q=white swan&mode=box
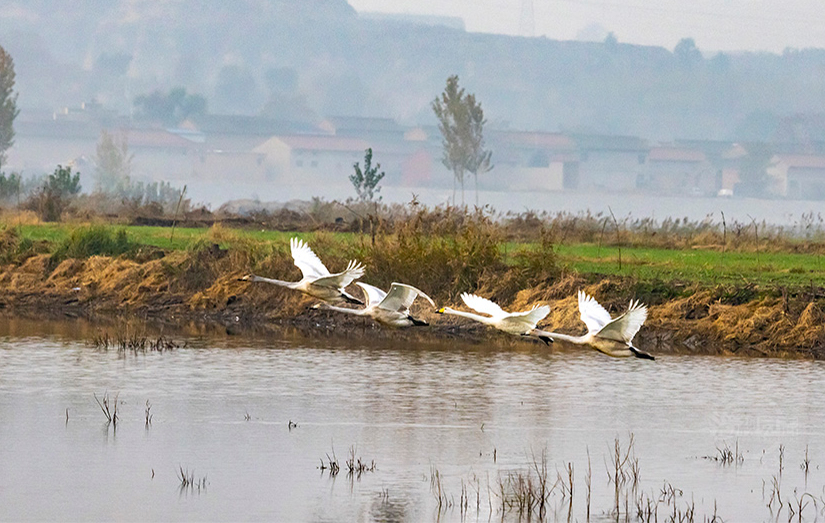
[436,293,551,341]
[314,282,435,327]
[241,237,365,305]
[531,290,654,360]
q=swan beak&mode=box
[435,307,446,314]
[238,275,250,282]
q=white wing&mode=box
[508,304,551,327]
[461,293,506,319]
[379,283,435,312]
[290,237,330,279]
[355,282,387,308]
[311,259,364,290]
[578,290,612,333]
[597,300,648,343]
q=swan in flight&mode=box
[532,290,654,360]
[436,293,551,342]
[314,282,435,327]
[241,237,365,305]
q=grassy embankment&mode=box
[2,206,825,358]
[14,222,825,288]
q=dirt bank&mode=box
[1,247,824,359]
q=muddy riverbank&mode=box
[1,247,824,359]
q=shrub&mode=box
[24,165,82,222]
[51,225,136,264]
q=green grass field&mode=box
[8,222,825,288]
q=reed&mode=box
[177,466,207,493]
[345,445,376,478]
[703,440,743,465]
[430,466,449,510]
[495,449,553,519]
[93,391,118,427]
[319,446,340,477]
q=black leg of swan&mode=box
[630,346,655,360]
[520,333,553,345]
[408,315,429,327]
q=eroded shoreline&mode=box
[2,250,823,359]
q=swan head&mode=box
[436,307,446,314]
[312,302,332,310]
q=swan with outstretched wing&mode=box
[241,237,365,305]
[531,290,654,360]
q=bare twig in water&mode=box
[178,465,207,493]
[345,445,375,479]
[319,444,340,477]
[800,445,811,482]
[703,440,743,465]
[94,391,118,427]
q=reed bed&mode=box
[92,331,181,353]
[421,437,825,522]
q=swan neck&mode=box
[443,308,493,325]
[319,304,366,316]
[252,276,297,288]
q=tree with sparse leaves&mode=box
[0,46,19,171]
[94,130,133,194]
[350,148,385,202]
[432,75,492,206]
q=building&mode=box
[767,154,825,199]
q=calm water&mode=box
[1,318,824,522]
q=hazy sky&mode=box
[348,0,825,54]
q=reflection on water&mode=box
[1,317,825,521]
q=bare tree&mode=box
[0,46,19,171]
[432,75,492,206]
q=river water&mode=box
[1,318,824,522]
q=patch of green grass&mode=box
[51,225,138,263]
[553,243,825,287]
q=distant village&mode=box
[8,102,825,204]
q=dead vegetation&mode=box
[1,202,825,358]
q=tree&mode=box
[0,46,19,171]
[736,143,773,197]
[94,130,133,194]
[674,37,702,67]
[350,148,385,203]
[133,87,206,126]
[432,75,492,206]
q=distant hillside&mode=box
[3,0,825,141]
